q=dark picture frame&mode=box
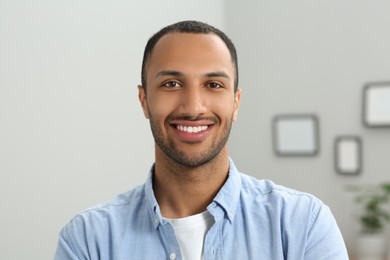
[334,136,362,175]
[273,114,319,156]
[363,81,390,127]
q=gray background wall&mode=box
[1,0,389,259]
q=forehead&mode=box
[146,33,234,77]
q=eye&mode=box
[207,82,223,89]
[162,81,182,88]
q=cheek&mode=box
[147,95,177,120]
[212,101,226,115]
[212,97,236,119]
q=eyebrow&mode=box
[205,71,230,80]
[155,70,231,80]
[155,70,184,78]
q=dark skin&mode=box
[138,33,241,218]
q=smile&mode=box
[176,125,209,133]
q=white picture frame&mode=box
[273,114,319,156]
[363,82,390,127]
[335,136,362,175]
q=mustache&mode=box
[166,115,219,123]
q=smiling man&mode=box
[54,21,349,260]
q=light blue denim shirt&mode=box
[54,159,349,259]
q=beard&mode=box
[148,113,233,168]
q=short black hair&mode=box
[141,20,239,92]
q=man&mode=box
[55,20,349,259]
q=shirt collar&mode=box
[144,165,165,229]
[144,158,242,228]
[210,158,241,223]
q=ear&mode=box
[138,85,149,119]
[232,88,241,122]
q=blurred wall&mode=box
[0,1,225,259]
[226,0,390,253]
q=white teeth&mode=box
[177,125,208,133]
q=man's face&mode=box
[139,33,240,168]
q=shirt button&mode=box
[170,253,176,259]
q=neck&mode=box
[153,147,230,219]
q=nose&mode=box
[178,86,207,117]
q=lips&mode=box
[169,119,215,142]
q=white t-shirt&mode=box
[166,211,214,260]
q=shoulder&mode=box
[64,184,146,233]
[239,173,326,218]
[84,183,144,214]
[240,173,319,200]
[235,173,348,258]
[237,173,339,241]
[55,184,148,259]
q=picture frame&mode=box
[273,114,319,156]
[335,136,362,175]
[363,81,390,127]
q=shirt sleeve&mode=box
[304,204,349,259]
[54,226,82,260]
